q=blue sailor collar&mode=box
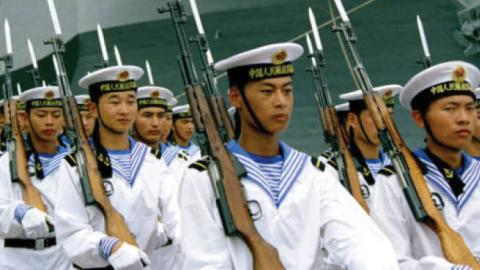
[108,137,148,186]
[180,141,200,156]
[160,143,182,166]
[414,148,480,211]
[28,145,70,178]
[226,140,308,207]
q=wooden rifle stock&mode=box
[308,49,368,211]
[65,97,137,246]
[214,95,235,140]
[5,100,47,212]
[187,84,285,270]
[328,107,369,213]
[369,94,479,268]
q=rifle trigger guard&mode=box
[246,200,262,221]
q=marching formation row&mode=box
[0,0,479,269]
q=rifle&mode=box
[95,24,109,69]
[1,19,47,212]
[159,1,285,269]
[306,8,369,213]
[27,38,42,86]
[329,0,480,268]
[45,0,137,246]
[187,0,235,141]
[416,15,432,69]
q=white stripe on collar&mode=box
[226,141,308,207]
[418,155,480,212]
[110,141,149,186]
[28,147,70,178]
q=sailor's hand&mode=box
[108,242,150,270]
[21,207,52,238]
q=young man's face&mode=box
[348,109,380,146]
[232,76,293,135]
[80,110,96,137]
[173,117,194,143]
[135,107,166,145]
[414,95,476,150]
[27,107,64,143]
[96,91,137,134]
[161,112,173,142]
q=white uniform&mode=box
[54,140,180,269]
[180,140,399,270]
[150,144,190,270]
[0,150,72,270]
[180,142,201,162]
[317,149,390,208]
[371,149,480,270]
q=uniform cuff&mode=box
[99,237,119,260]
[14,204,32,223]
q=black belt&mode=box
[4,237,56,250]
[73,265,113,270]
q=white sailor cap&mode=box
[167,97,178,112]
[172,104,191,119]
[20,86,62,109]
[214,42,304,86]
[0,97,24,112]
[339,84,402,112]
[75,95,91,112]
[474,87,480,99]
[474,87,480,108]
[335,102,350,122]
[78,65,144,101]
[400,61,480,111]
[11,96,26,111]
[137,86,173,109]
[335,102,350,112]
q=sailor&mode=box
[0,86,72,269]
[179,42,398,269]
[160,96,177,145]
[54,65,180,270]
[133,85,187,269]
[75,95,96,138]
[464,87,480,160]
[317,102,349,165]
[371,61,480,269]
[339,85,401,177]
[170,104,201,161]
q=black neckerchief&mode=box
[349,127,376,185]
[0,129,6,152]
[92,121,112,178]
[424,148,465,198]
[26,134,45,180]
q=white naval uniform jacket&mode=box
[0,151,73,270]
[184,142,202,162]
[180,140,399,270]
[54,142,180,269]
[151,144,191,270]
[371,149,480,270]
[317,149,388,208]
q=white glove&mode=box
[21,208,52,239]
[108,243,150,270]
